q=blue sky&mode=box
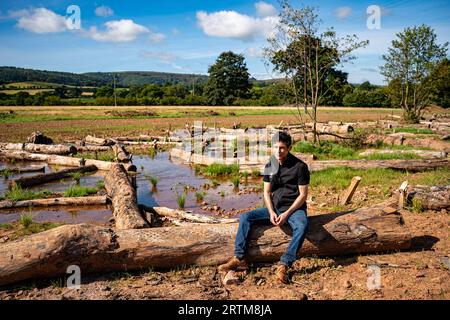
[0,0,449,84]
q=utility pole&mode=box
[113,73,117,107]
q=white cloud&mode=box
[140,51,190,71]
[246,47,264,58]
[95,6,114,17]
[88,19,149,42]
[149,32,166,43]
[335,6,352,19]
[255,1,277,18]
[196,10,278,41]
[11,8,67,33]
[141,51,176,62]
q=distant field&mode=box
[2,81,95,89]
[0,89,55,95]
[0,105,406,143]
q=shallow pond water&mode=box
[0,152,263,225]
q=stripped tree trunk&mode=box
[0,150,83,167]
[85,135,114,146]
[9,165,97,189]
[406,185,450,210]
[0,196,107,209]
[0,203,411,286]
[104,163,148,230]
[240,158,450,174]
[0,151,136,172]
[112,144,131,162]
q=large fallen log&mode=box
[0,203,411,286]
[112,144,131,162]
[84,159,136,172]
[367,133,450,152]
[359,149,448,158]
[9,165,98,189]
[0,196,107,209]
[240,158,450,174]
[85,135,114,146]
[0,150,83,167]
[104,163,148,230]
[0,150,136,172]
[406,185,450,211]
[141,205,239,224]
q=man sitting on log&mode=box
[218,131,310,284]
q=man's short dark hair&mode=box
[272,131,292,148]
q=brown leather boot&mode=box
[217,256,247,273]
[275,264,289,284]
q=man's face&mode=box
[273,141,291,162]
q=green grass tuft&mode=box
[201,163,240,177]
[64,185,97,197]
[3,185,54,202]
[176,192,187,209]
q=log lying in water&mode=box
[0,196,107,209]
[84,159,136,172]
[0,150,136,172]
[9,165,98,189]
[104,163,148,230]
[112,144,131,162]
[0,203,411,286]
[85,135,114,146]
[0,150,83,167]
[0,143,77,156]
[406,185,450,211]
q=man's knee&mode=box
[239,212,250,223]
[290,211,308,232]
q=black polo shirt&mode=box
[263,153,310,212]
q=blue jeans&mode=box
[234,207,309,267]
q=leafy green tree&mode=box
[163,84,189,98]
[95,85,114,98]
[264,0,368,143]
[140,84,164,99]
[204,51,251,105]
[380,24,448,122]
[429,58,450,108]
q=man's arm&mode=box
[275,185,308,226]
[263,181,278,226]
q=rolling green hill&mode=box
[0,66,209,87]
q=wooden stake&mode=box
[398,181,409,210]
[340,176,362,205]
